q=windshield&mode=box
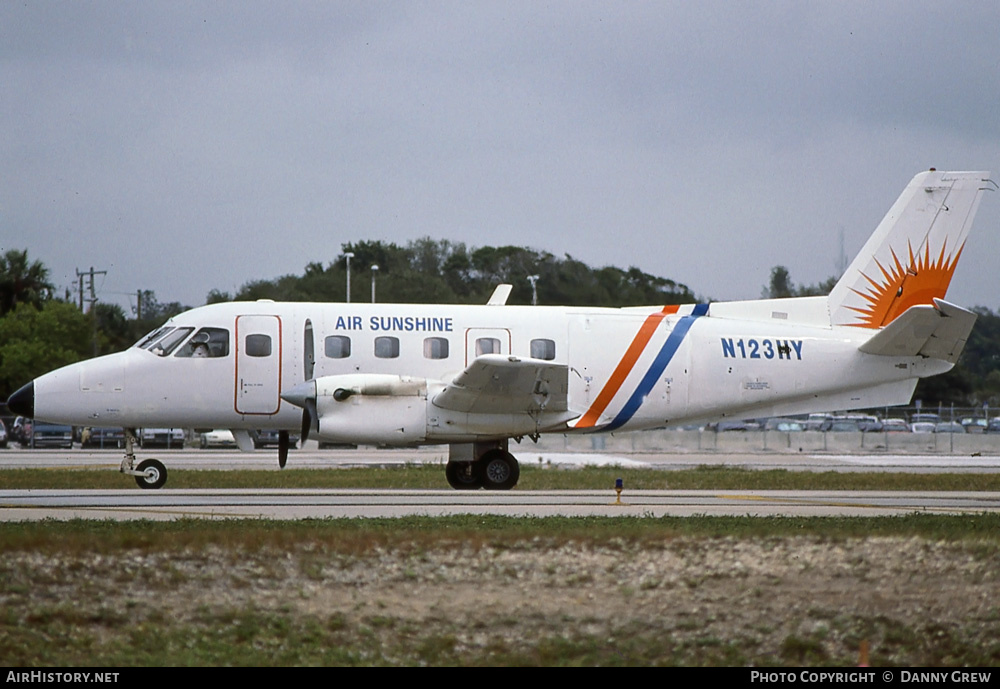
[135,326,173,349]
[147,327,193,356]
[174,327,230,358]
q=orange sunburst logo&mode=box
[846,239,964,328]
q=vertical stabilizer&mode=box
[828,170,991,328]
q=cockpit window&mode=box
[149,327,193,357]
[175,327,230,358]
[136,326,174,350]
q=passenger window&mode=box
[375,336,399,359]
[245,334,272,357]
[423,337,449,360]
[150,327,193,356]
[325,335,351,359]
[175,327,230,358]
[476,338,500,356]
[530,338,556,360]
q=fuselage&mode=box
[16,298,943,444]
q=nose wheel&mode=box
[134,459,167,490]
[120,429,169,489]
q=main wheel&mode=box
[445,460,482,490]
[135,458,167,490]
[479,450,520,490]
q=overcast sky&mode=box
[2,1,998,315]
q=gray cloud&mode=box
[2,1,998,313]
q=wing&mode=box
[432,354,572,416]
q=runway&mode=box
[2,488,999,521]
[3,447,999,520]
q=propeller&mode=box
[278,431,289,468]
[280,380,318,467]
[281,380,319,449]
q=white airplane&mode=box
[6,170,994,490]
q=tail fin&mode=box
[828,170,992,328]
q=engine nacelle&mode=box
[312,374,428,445]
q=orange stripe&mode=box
[576,305,679,428]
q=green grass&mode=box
[5,463,1000,490]
[3,513,1000,554]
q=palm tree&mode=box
[0,249,53,315]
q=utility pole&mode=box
[371,264,379,303]
[134,289,150,319]
[75,267,106,313]
[76,266,106,357]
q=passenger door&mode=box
[235,315,282,415]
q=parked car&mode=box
[911,412,941,425]
[987,418,1000,434]
[20,422,74,449]
[821,414,881,432]
[200,429,237,449]
[910,422,937,434]
[0,419,7,448]
[934,421,966,434]
[960,417,987,433]
[253,430,299,449]
[804,413,834,431]
[852,415,883,432]
[764,418,804,432]
[140,428,185,448]
[821,419,862,432]
[80,427,125,449]
[11,416,31,444]
[881,418,910,433]
[707,420,759,432]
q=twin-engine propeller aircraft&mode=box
[7,170,994,489]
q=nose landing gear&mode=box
[120,429,169,489]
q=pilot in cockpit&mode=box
[189,332,211,358]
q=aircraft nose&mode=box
[7,381,34,417]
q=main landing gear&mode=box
[120,429,168,489]
[445,440,520,491]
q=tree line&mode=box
[2,246,999,409]
[209,238,697,308]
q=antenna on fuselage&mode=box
[487,284,512,306]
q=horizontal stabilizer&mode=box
[858,298,977,364]
[433,354,569,415]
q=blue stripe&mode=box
[603,304,708,431]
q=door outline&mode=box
[464,328,511,367]
[234,315,282,415]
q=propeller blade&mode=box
[278,431,289,468]
[300,398,318,443]
[300,409,310,443]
